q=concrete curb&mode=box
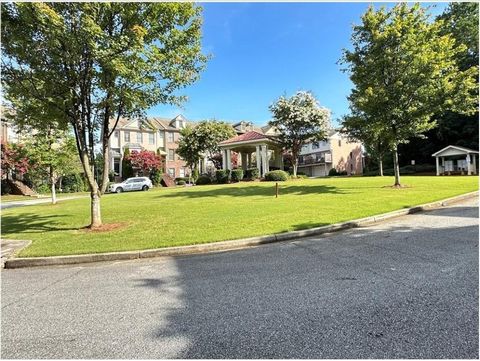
[4,191,478,269]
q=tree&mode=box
[126,150,162,177]
[121,148,134,179]
[2,3,207,227]
[438,2,478,71]
[340,3,478,186]
[396,3,479,168]
[0,142,30,180]
[176,120,236,182]
[341,113,390,176]
[24,128,79,204]
[176,125,203,183]
[268,91,330,177]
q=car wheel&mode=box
[116,187,123,193]
[142,185,149,191]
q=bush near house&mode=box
[231,169,244,182]
[196,175,212,185]
[177,180,186,186]
[265,170,289,181]
[245,168,259,180]
[216,169,230,184]
[62,173,86,193]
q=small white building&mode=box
[432,145,478,176]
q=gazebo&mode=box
[218,131,283,177]
[432,145,478,175]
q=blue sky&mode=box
[148,2,448,126]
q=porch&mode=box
[432,145,478,176]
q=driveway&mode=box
[1,197,478,359]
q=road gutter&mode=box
[3,190,478,269]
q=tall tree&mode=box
[1,3,207,227]
[176,125,203,183]
[341,113,390,176]
[176,120,236,181]
[268,91,330,177]
[340,3,478,186]
[24,128,79,204]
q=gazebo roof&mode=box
[432,145,479,157]
[219,131,276,146]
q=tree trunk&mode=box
[393,146,401,186]
[292,161,298,177]
[378,158,384,176]
[50,166,57,205]
[90,191,102,228]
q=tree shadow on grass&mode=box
[1,213,82,235]
[158,184,344,199]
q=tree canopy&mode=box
[340,3,478,186]
[1,3,208,226]
[268,91,330,177]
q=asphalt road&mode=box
[1,197,478,359]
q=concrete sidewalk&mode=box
[1,195,88,210]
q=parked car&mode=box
[108,177,152,193]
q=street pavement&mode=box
[1,197,478,359]
[1,195,88,210]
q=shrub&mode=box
[338,171,348,176]
[36,183,50,194]
[231,169,244,182]
[196,175,212,185]
[293,174,308,179]
[328,168,338,176]
[1,180,12,195]
[215,169,230,184]
[245,168,259,180]
[264,170,289,181]
[62,173,85,193]
[177,180,186,186]
[150,169,162,186]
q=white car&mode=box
[109,177,152,193]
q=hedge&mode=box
[245,168,259,180]
[264,170,289,181]
[196,175,212,185]
[215,169,230,184]
[231,169,244,182]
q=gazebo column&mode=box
[435,157,440,176]
[247,153,252,168]
[473,154,477,175]
[262,145,269,175]
[241,152,248,170]
[466,153,471,175]
[226,149,232,170]
[222,149,227,170]
[256,145,261,173]
[441,157,445,174]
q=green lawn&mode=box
[2,176,478,257]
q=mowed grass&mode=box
[2,176,478,257]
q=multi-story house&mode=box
[109,114,194,179]
[297,130,363,177]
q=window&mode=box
[113,159,120,174]
[124,131,130,142]
[168,149,175,161]
[350,151,353,159]
[148,133,155,145]
[338,139,342,147]
[136,132,143,143]
[114,131,119,138]
[167,132,174,142]
[312,142,319,150]
[168,168,175,177]
[179,168,185,178]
